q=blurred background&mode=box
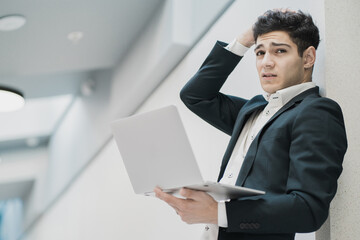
[0,0,358,240]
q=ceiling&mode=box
[0,0,164,151]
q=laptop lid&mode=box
[111,105,204,195]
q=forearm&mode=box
[180,41,247,135]
[180,41,242,105]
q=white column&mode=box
[318,0,360,239]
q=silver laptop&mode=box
[111,105,265,201]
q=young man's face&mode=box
[254,31,308,94]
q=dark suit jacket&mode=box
[180,41,347,240]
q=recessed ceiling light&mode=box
[67,31,84,44]
[0,15,26,31]
[0,86,25,112]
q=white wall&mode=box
[321,0,360,239]
[22,1,326,239]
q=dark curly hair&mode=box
[253,10,320,57]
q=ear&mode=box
[303,46,316,69]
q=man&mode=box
[154,9,347,240]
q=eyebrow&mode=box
[254,42,292,52]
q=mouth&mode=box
[262,73,277,79]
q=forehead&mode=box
[256,31,295,46]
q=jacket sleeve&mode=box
[223,98,347,234]
[180,41,248,136]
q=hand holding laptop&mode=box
[154,186,218,225]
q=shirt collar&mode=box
[262,82,316,108]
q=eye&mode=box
[276,49,287,54]
[255,50,265,56]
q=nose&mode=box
[262,52,275,68]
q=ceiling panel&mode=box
[0,0,164,150]
[0,0,164,76]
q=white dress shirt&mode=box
[200,39,316,239]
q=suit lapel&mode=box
[235,87,320,186]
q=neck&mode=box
[303,69,313,83]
